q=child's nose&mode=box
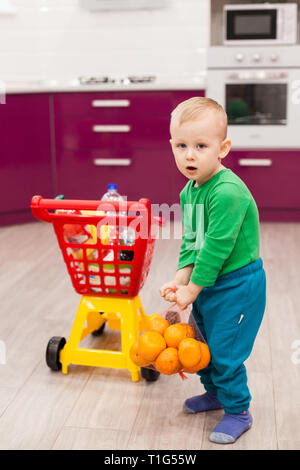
[186,148,195,160]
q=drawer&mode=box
[54,115,171,150]
[53,91,174,117]
[56,147,175,205]
[53,90,205,118]
[227,150,300,209]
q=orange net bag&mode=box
[130,303,211,380]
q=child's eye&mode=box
[197,144,206,149]
[177,143,186,149]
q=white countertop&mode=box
[4,75,207,94]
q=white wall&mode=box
[0,0,209,81]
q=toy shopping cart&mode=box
[31,195,163,382]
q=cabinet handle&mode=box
[91,99,130,108]
[93,158,131,166]
[92,125,131,133]
[238,158,272,167]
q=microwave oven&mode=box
[224,3,297,46]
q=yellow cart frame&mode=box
[59,294,154,381]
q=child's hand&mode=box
[174,285,199,310]
[159,281,178,302]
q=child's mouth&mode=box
[186,166,197,174]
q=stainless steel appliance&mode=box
[224,3,297,46]
[206,46,300,148]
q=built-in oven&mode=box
[207,46,300,149]
[224,3,297,46]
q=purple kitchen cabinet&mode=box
[53,91,174,117]
[53,90,204,118]
[227,150,300,210]
[53,90,205,207]
[53,90,205,152]
[55,147,175,206]
[54,115,171,151]
[0,94,53,221]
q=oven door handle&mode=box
[238,158,272,167]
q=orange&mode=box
[129,339,151,367]
[197,342,211,370]
[178,337,202,369]
[178,322,196,339]
[148,315,170,336]
[164,323,188,348]
[182,361,202,374]
[183,343,211,373]
[138,331,166,362]
[155,347,183,375]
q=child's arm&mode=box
[163,277,203,310]
[174,281,203,310]
[159,265,193,298]
[174,264,194,285]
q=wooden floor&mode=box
[0,220,300,450]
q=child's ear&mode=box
[219,138,231,161]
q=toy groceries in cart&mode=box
[31,187,210,382]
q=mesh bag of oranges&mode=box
[130,303,211,379]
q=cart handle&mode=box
[31,195,164,225]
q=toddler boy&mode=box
[160,97,266,444]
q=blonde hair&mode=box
[170,96,228,139]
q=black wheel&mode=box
[46,336,66,371]
[141,367,160,382]
[92,322,106,337]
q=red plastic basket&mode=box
[31,196,162,298]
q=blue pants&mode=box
[192,258,266,414]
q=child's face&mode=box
[170,112,231,186]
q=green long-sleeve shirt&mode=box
[177,168,260,287]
